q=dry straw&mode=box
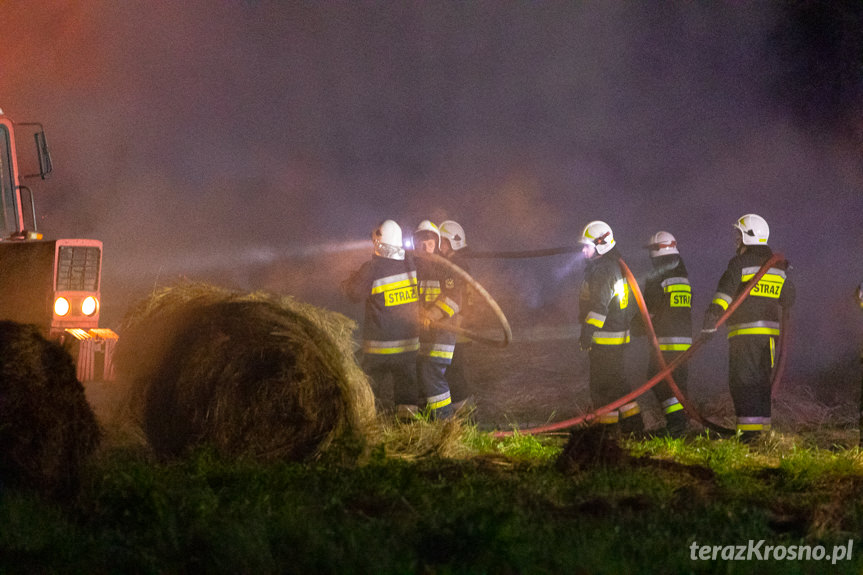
[0,321,101,496]
[113,281,377,462]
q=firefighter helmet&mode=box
[372,219,405,260]
[414,220,441,250]
[579,220,615,255]
[647,230,679,257]
[734,214,769,245]
[439,220,467,251]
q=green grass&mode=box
[2,428,863,574]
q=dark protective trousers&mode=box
[362,351,419,408]
[416,358,454,419]
[648,350,689,403]
[588,344,630,408]
[728,335,774,419]
[447,340,473,403]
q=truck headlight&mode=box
[54,297,70,316]
[81,296,98,316]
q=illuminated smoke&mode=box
[117,240,371,277]
[554,253,586,281]
[3,3,862,395]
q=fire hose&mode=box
[465,247,580,259]
[627,254,789,432]
[412,251,513,348]
[618,258,731,435]
[492,253,787,438]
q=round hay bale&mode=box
[114,282,376,461]
[0,321,101,496]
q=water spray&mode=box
[123,239,371,278]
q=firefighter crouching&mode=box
[578,221,642,434]
[341,219,421,419]
[640,231,693,437]
[414,220,462,420]
[701,214,795,442]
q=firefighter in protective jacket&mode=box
[438,219,474,412]
[578,221,641,433]
[414,220,462,419]
[642,231,693,437]
[702,214,795,442]
[341,219,420,418]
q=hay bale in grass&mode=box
[114,282,376,462]
[0,321,101,496]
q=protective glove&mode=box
[579,325,595,351]
[420,307,444,330]
[701,306,721,340]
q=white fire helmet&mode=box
[579,220,615,255]
[734,214,769,245]
[372,219,405,260]
[414,220,441,250]
[648,230,679,257]
[438,220,467,251]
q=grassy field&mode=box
[2,420,863,574]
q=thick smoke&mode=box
[2,2,862,397]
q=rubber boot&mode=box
[619,412,644,436]
[665,410,689,438]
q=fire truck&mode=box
[0,109,116,381]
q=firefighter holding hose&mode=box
[641,231,693,437]
[701,214,795,443]
[578,221,642,434]
[341,219,421,420]
[414,220,462,420]
[438,220,475,412]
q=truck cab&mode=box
[0,110,116,381]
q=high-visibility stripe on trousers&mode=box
[417,359,454,419]
[662,397,684,415]
[737,416,771,432]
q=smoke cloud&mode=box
[1,1,862,393]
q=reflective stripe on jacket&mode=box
[342,255,420,355]
[643,254,693,343]
[705,245,795,330]
[578,247,636,346]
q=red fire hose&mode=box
[492,253,786,438]
[617,258,718,432]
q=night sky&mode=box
[2,2,862,393]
